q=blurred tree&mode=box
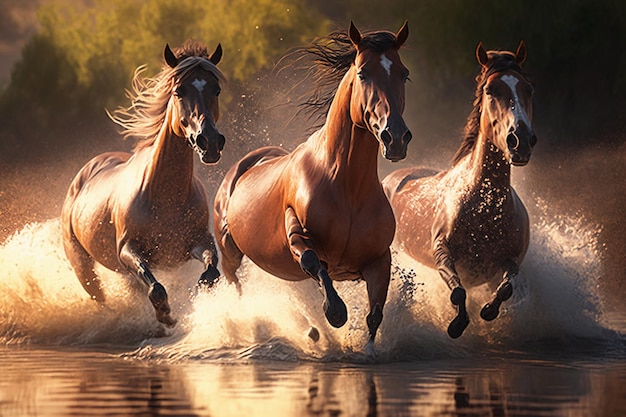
[0,0,329,158]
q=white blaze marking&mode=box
[380,54,392,77]
[500,74,531,128]
[192,78,207,92]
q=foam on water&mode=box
[0,205,622,361]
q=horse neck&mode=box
[315,71,381,193]
[142,123,195,204]
[463,132,512,194]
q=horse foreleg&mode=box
[285,207,347,328]
[480,260,517,321]
[362,250,392,345]
[434,236,469,338]
[191,239,221,287]
[118,242,176,326]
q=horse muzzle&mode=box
[379,126,412,162]
[506,127,536,167]
[190,130,225,165]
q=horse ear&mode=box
[395,20,409,48]
[476,42,489,67]
[164,43,178,68]
[515,40,527,65]
[209,43,223,65]
[349,21,362,46]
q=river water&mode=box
[1,203,625,416]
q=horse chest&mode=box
[448,190,522,268]
[303,189,394,266]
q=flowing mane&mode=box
[108,40,226,151]
[452,49,529,165]
[281,28,399,128]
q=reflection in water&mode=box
[2,346,625,417]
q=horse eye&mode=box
[357,70,367,81]
[215,88,221,97]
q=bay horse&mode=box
[62,40,225,326]
[383,42,536,338]
[213,22,411,346]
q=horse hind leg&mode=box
[216,223,243,294]
[63,230,106,302]
[480,261,517,321]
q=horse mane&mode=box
[108,40,226,151]
[280,28,399,128]
[451,49,529,165]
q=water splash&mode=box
[0,209,621,361]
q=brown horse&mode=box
[383,42,536,338]
[213,22,411,346]
[62,40,225,326]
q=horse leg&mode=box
[362,249,392,346]
[118,241,176,326]
[286,207,347,328]
[215,223,243,293]
[480,260,517,321]
[434,236,469,338]
[191,237,221,287]
[63,229,106,302]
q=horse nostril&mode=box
[403,130,412,144]
[506,133,519,149]
[195,135,208,151]
[380,129,392,145]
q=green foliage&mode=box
[1,0,329,128]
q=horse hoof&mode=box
[149,282,169,309]
[323,295,348,328]
[480,303,499,321]
[447,313,470,339]
[198,265,221,287]
[156,311,177,327]
[308,326,320,342]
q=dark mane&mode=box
[280,29,399,127]
[451,50,529,165]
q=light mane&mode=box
[108,56,225,151]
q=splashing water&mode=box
[0,205,621,361]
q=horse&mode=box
[382,41,536,338]
[61,40,226,326]
[213,22,411,346]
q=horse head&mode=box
[164,43,225,164]
[477,41,537,166]
[348,21,412,162]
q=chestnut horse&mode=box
[62,41,225,326]
[214,22,411,345]
[383,42,536,338]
